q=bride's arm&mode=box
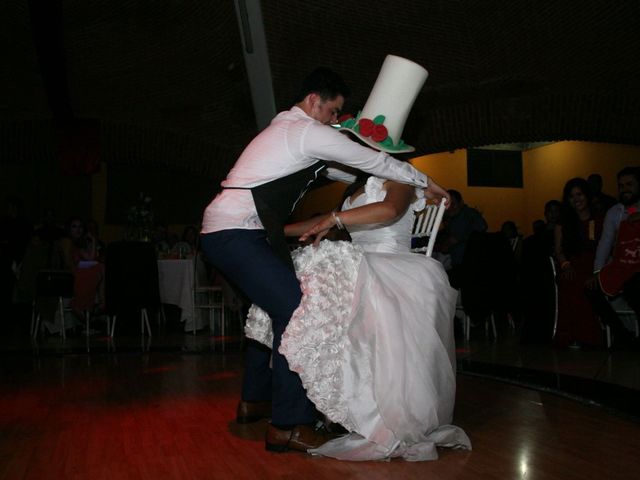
[298,182,414,245]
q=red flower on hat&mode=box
[338,113,354,123]
[356,115,389,144]
[358,118,374,137]
[371,124,388,142]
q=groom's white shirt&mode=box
[201,106,428,233]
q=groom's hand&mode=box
[424,180,450,208]
[299,214,334,246]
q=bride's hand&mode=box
[299,214,335,246]
[424,180,450,208]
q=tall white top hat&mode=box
[336,55,428,153]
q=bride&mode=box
[245,173,471,461]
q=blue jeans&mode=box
[200,229,317,425]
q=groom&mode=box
[200,63,446,452]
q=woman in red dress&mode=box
[59,217,105,314]
[553,178,604,348]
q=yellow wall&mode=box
[417,141,640,235]
[294,141,640,236]
[410,150,527,234]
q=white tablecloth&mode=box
[157,259,208,332]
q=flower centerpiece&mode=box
[125,192,154,242]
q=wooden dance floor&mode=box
[1,324,639,479]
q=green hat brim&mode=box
[335,125,416,154]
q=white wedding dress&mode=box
[246,177,471,461]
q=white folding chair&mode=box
[413,199,492,341]
[458,289,498,342]
[411,198,447,258]
[550,256,559,339]
[31,270,74,341]
[456,289,471,341]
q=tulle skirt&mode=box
[246,240,471,461]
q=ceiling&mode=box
[2,0,639,181]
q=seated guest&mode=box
[585,166,640,349]
[531,219,546,237]
[181,225,199,252]
[523,199,562,264]
[592,167,640,277]
[59,217,100,269]
[542,200,562,252]
[442,189,488,288]
[553,178,603,348]
[14,227,65,305]
[170,225,199,258]
[153,223,177,258]
[520,203,562,345]
[588,173,617,217]
[501,220,523,266]
[59,217,105,314]
[85,218,106,263]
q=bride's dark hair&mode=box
[341,172,372,203]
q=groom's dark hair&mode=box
[293,67,351,103]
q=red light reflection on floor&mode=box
[199,371,239,381]
[208,335,238,342]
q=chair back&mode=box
[609,295,634,314]
[462,230,519,318]
[550,256,559,338]
[105,241,160,314]
[411,198,447,257]
[35,270,74,298]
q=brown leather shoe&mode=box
[265,423,337,453]
[236,400,271,424]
